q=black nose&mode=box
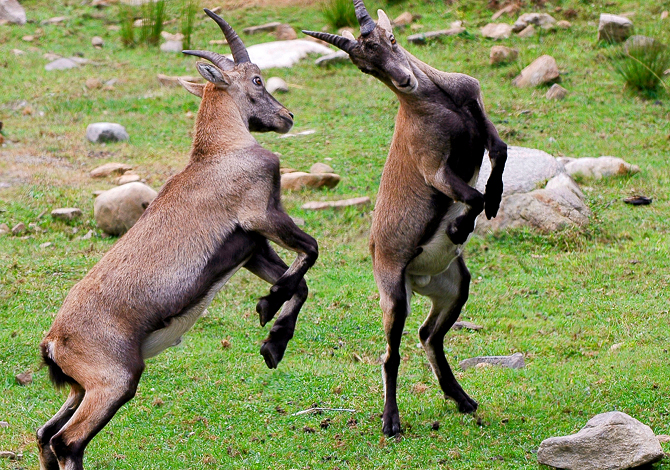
[288,112,294,119]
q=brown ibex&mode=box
[304,0,507,436]
[36,10,317,469]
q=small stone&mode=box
[513,55,560,87]
[557,20,572,29]
[598,13,633,43]
[90,162,132,177]
[275,24,297,41]
[546,84,568,100]
[310,162,334,174]
[492,4,519,20]
[160,40,183,53]
[490,46,519,65]
[160,31,184,41]
[94,182,157,236]
[538,412,664,469]
[0,0,26,25]
[243,22,281,34]
[393,12,414,26]
[39,242,52,248]
[12,49,24,56]
[662,11,668,20]
[86,78,102,89]
[91,36,104,47]
[11,222,25,235]
[51,208,82,221]
[315,50,350,66]
[282,172,340,191]
[265,77,289,94]
[513,13,556,32]
[0,451,16,459]
[22,35,34,42]
[43,16,67,24]
[459,352,525,370]
[115,173,141,185]
[45,58,79,71]
[86,123,129,143]
[481,23,513,40]
[407,23,465,44]
[43,52,62,61]
[624,35,663,54]
[79,230,94,240]
[301,197,371,211]
[610,342,624,351]
[0,421,8,427]
[0,223,9,235]
[452,321,483,331]
[517,24,536,38]
[15,371,32,386]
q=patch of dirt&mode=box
[0,151,78,188]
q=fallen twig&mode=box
[292,407,357,416]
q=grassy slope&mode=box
[1,0,669,468]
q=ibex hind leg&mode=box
[244,243,308,369]
[37,384,85,470]
[414,256,478,413]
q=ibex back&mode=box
[304,0,507,436]
[37,11,318,470]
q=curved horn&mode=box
[182,50,235,71]
[203,8,250,64]
[301,30,356,53]
[353,0,376,36]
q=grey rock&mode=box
[477,146,563,196]
[51,207,82,221]
[79,230,95,240]
[460,352,524,370]
[225,40,333,70]
[490,46,519,65]
[557,20,572,29]
[11,222,25,235]
[481,23,513,40]
[315,50,350,66]
[266,77,289,94]
[0,223,9,235]
[0,0,26,24]
[453,321,483,331]
[407,23,465,44]
[546,83,568,100]
[310,162,334,174]
[513,55,559,87]
[0,451,16,459]
[90,162,132,177]
[564,156,640,180]
[94,182,157,236]
[39,242,52,248]
[624,35,665,54]
[513,12,556,32]
[45,58,79,71]
[537,411,664,470]
[115,173,140,185]
[598,13,633,43]
[243,21,281,34]
[517,24,536,38]
[86,123,129,143]
[301,197,371,211]
[281,172,341,191]
[275,24,297,41]
[160,40,183,53]
[91,36,104,47]
[0,421,8,427]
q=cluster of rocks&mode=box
[475,147,639,234]
[281,162,341,191]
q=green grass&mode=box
[1,0,670,469]
[322,0,358,29]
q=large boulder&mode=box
[598,13,633,43]
[513,55,560,87]
[0,0,26,25]
[563,156,640,180]
[225,40,333,69]
[94,182,157,236]
[537,411,665,469]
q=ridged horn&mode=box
[353,0,376,36]
[203,8,250,64]
[301,30,356,53]
[182,50,235,71]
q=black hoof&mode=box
[256,297,273,327]
[457,396,478,414]
[260,340,286,369]
[446,223,471,245]
[382,414,402,437]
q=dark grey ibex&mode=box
[304,0,507,436]
[37,11,317,469]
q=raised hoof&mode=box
[382,414,402,437]
[256,297,273,327]
[457,396,478,414]
[260,340,286,369]
[484,188,503,220]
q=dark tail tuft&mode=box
[40,343,75,389]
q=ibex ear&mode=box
[196,62,231,88]
[178,79,205,98]
[377,9,392,33]
[342,30,356,41]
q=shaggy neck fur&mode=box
[190,83,256,161]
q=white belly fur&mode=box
[407,170,480,279]
[141,259,249,359]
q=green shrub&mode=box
[138,0,166,46]
[180,0,199,51]
[322,0,357,29]
[118,4,136,47]
[611,39,670,95]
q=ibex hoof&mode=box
[382,414,402,437]
[260,340,286,369]
[457,396,478,414]
[256,298,273,327]
[446,223,472,245]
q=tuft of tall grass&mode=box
[118,4,136,47]
[610,38,669,95]
[139,0,166,47]
[322,0,357,29]
[180,0,199,51]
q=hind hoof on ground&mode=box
[457,396,478,414]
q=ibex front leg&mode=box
[251,210,318,326]
[244,241,309,369]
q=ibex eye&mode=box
[253,77,262,86]
[390,34,396,45]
